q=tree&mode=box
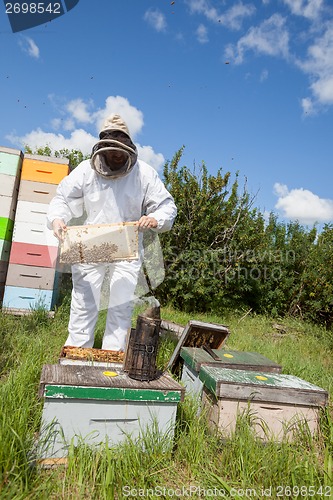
[156,148,263,312]
[24,146,89,169]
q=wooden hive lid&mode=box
[199,365,328,407]
[180,347,282,373]
[167,320,230,372]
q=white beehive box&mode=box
[200,366,328,441]
[59,222,138,264]
[37,364,185,461]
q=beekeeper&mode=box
[47,114,177,351]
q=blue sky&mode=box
[1,0,333,227]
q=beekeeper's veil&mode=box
[90,114,138,178]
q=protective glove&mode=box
[136,216,158,230]
[52,218,67,241]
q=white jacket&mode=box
[47,159,177,233]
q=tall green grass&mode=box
[0,303,332,499]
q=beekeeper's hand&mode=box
[52,218,67,241]
[136,216,158,230]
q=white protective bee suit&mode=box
[47,114,177,351]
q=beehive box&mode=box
[15,200,49,225]
[2,285,56,312]
[21,155,69,184]
[37,364,185,461]
[199,366,328,441]
[12,221,58,247]
[18,180,58,204]
[0,147,23,176]
[9,242,58,268]
[59,222,138,264]
[167,320,230,374]
[0,217,14,241]
[59,346,125,369]
[0,239,11,262]
[0,260,9,293]
[0,172,20,198]
[181,347,282,397]
[0,195,18,221]
[5,263,58,290]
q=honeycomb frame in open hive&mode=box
[59,346,125,368]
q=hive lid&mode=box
[23,154,70,164]
[59,222,138,264]
[167,320,230,372]
[180,347,282,373]
[38,364,185,401]
[0,146,23,156]
[199,365,328,407]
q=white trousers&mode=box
[65,259,142,351]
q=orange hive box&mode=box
[21,155,69,184]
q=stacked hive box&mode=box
[179,346,328,441]
[0,147,23,302]
[180,346,282,397]
[3,154,70,314]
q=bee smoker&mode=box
[124,311,161,382]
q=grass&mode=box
[0,301,332,499]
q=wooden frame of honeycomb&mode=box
[60,346,125,363]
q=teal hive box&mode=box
[180,347,282,397]
[0,147,23,176]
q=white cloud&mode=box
[63,118,75,131]
[6,95,164,170]
[274,182,333,223]
[93,96,144,138]
[296,22,333,110]
[301,97,315,115]
[311,75,333,103]
[282,0,323,20]
[186,0,255,30]
[196,24,209,43]
[66,98,93,124]
[144,8,167,32]
[225,14,289,64]
[7,128,96,156]
[136,145,165,171]
[222,2,256,30]
[19,36,40,58]
[186,0,219,22]
[51,118,62,130]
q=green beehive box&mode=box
[181,347,282,373]
[0,147,23,176]
[0,218,14,241]
[180,347,282,397]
